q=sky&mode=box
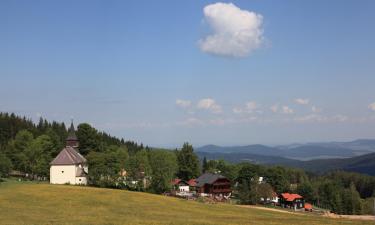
[1,0,375,147]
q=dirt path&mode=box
[239,205,375,221]
[238,205,300,215]
[323,212,375,221]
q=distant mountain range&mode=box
[196,139,375,161]
[288,152,375,175]
[196,139,375,176]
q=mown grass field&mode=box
[0,180,373,225]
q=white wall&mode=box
[50,165,77,184]
[50,165,88,185]
[75,176,87,185]
[179,185,189,192]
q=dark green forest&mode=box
[0,112,374,215]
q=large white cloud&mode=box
[199,2,264,57]
[197,98,222,113]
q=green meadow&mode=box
[0,180,372,225]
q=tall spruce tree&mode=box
[176,142,200,180]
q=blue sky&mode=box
[1,0,375,147]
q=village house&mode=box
[195,173,231,198]
[50,122,88,185]
[279,193,305,210]
[171,178,190,193]
[187,178,197,192]
[260,191,279,205]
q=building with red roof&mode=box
[279,193,305,210]
[171,179,190,193]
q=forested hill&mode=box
[289,152,375,176]
[0,112,144,154]
[0,112,145,178]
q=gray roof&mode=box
[195,173,227,187]
[50,146,86,165]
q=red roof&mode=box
[281,193,303,201]
[304,203,313,210]
[171,178,181,185]
[187,179,197,187]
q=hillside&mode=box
[197,148,375,176]
[196,151,299,165]
[0,181,371,225]
[290,152,375,175]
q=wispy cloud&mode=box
[176,99,192,109]
[294,98,310,105]
[311,105,322,113]
[197,98,222,113]
[199,2,264,57]
[233,101,261,114]
[281,106,294,114]
[294,114,348,123]
[270,104,279,113]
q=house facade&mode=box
[195,173,231,198]
[171,179,190,193]
[50,122,88,185]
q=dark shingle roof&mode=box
[195,173,226,187]
[50,146,86,165]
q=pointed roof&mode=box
[66,121,78,141]
[50,146,86,165]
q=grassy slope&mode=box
[0,181,372,225]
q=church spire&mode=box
[66,120,79,148]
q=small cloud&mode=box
[294,98,310,105]
[332,114,349,122]
[176,99,192,108]
[233,101,260,114]
[232,107,243,114]
[270,104,279,113]
[197,98,222,113]
[199,2,264,57]
[368,102,375,111]
[294,114,323,123]
[294,114,349,123]
[311,106,322,113]
[281,106,294,114]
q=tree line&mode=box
[0,112,374,215]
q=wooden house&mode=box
[195,173,231,198]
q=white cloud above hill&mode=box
[199,2,264,57]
